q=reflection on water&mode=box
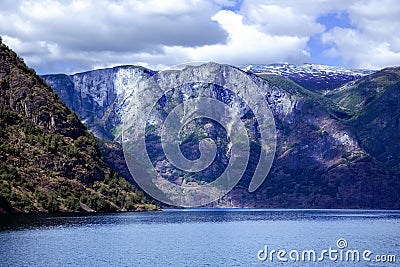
[0,209,399,266]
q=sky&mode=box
[1,0,400,74]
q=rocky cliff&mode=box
[43,66,156,140]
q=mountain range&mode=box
[42,63,400,209]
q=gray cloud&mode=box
[1,0,227,52]
[0,0,230,73]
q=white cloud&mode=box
[0,0,399,73]
[321,0,400,69]
[241,3,325,37]
[177,10,310,65]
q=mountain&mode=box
[239,63,374,94]
[42,63,400,209]
[0,38,158,213]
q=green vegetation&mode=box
[0,160,157,212]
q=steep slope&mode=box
[43,63,400,209]
[330,67,400,170]
[0,39,158,212]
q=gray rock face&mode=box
[43,66,156,139]
[42,63,400,209]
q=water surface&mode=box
[0,209,399,266]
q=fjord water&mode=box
[0,210,399,266]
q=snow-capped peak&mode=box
[238,63,375,93]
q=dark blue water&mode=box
[0,209,399,266]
